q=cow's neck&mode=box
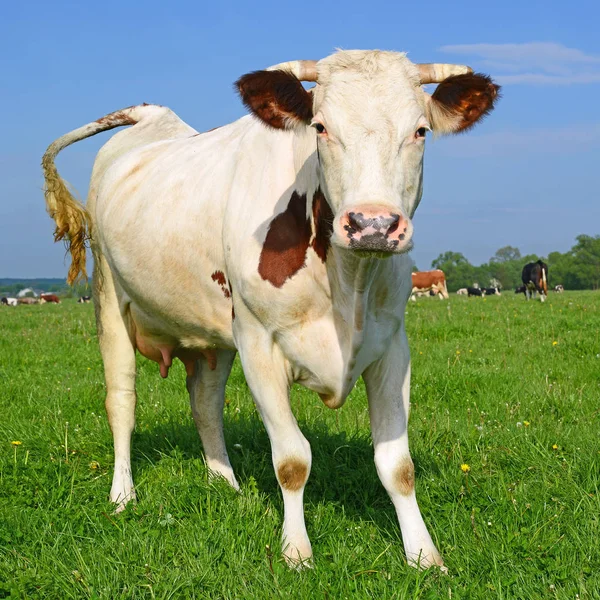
[291,132,384,331]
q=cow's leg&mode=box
[234,326,312,566]
[186,350,239,490]
[93,257,137,511]
[363,325,443,570]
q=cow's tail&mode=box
[41,105,151,284]
[441,278,450,300]
[541,265,548,295]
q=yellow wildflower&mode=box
[456,350,461,355]
[552,341,558,346]
[11,441,22,446]
[460,463,471,473]
[552,444,558,450]
[89,461,100,470]
[524,421,530,427]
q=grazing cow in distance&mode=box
[1,297,18,306]
[40,293,61,304]
[42,50,499,569]
[411,270,449,300]
[456,288,467,295]
[17,297,39,305]
[515,285,526,295]
[78,296,91,303]
[522,260,548,302]
[483,287,501,296]
[467,287,484,297]
[554,284,564,293]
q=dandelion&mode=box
[552,341,558,346]
[552,444,558,450]
[469,349,472,353]
[524,421,530,427]
[89,461,100,470]
[11,441,22,446]
[460,464,471,473]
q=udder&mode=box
[135,332,217,378]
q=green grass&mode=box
[1,291,599,599]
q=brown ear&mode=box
[429,73,500,134]
[236,69,313,130]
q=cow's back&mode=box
[93,116,259,351]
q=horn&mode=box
[266,60,318,82]
[417,63,473,84]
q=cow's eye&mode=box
[313,122,326,134]
[415,127,427,139]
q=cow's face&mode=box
[237,50,499,257]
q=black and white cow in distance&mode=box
[554,284,564,293]
[483,287,501,296]
[42,50,499,569]
[522,260,548,302]
[467,287,484,297]
[1,297,18,306]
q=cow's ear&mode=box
[427,73,500,135]
[236,69,313,130]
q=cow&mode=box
[467,287,484,297]
[1,297,18,306]
[411,270,449,300]
[78,296,92,303]
[40,293,61,304]
[456,288,468,295]
[483,287,501,296]
[554,284,564,293]
[42,50,498,570]
[522,260,548,302]
[17,297,39,305]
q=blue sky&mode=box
[1,0,599,277]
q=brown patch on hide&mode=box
[236,70,313,129]
[394,457,415,496]
[258,192,311,287]
[211,271,231,299]
[432,73,500,132]
[277,458,309,491]
[95,110,137,128]
[311,187,334,262]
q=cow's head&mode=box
[237,50,499,256]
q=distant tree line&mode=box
[0,278,90,298]
[428,234,600,292]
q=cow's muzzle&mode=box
[338,206,413,254]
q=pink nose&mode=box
[342,209,409,251]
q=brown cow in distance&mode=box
[40,294,61,304]
[411,270,449,300]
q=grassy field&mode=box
[1,291,599,599]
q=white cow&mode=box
[42,50,499,569]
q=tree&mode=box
[490,246,521,263]
[571,235,600,289]
[431,251,477,291]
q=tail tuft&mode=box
[42,150,91,284]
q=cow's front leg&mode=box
[363,325,444,570]
[235,329,312,566]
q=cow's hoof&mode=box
[282,540,313,570]
[110,489,136,514]
[407,549,445,571]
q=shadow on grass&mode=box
[131,409,440,539]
